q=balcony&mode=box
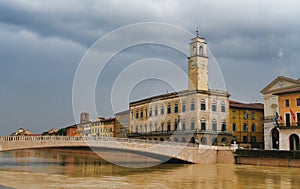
[127,129,232,137]
[278,122,300,129]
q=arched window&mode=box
[193,46,197,55]
[200,118,206,131]
[190,100,195,111]
[200,99,206,110]
[199,46,203,56]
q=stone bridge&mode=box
[0,136,237,164]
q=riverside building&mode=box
[128,34,231,145]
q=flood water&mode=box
[1,148,300,189]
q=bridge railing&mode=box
[0,136,193,147]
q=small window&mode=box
[140,111,143,118]
[190,119,195,130]
[243,136,248,142]
[167,122,171,132]
[251,136,256,143]
[221,122,226,131]
[155,106,158,116]
[221,102,226,112]
[243,111,248,120]
[232,111,236,119]
[212,121,217,132]
[297,98,300,106]
[182,103,186,112]
[182,120,186,131]
[243,123,248,131]
[174,119,178,130]
[200,99,206,110]
[250,112,255,120]
[150,108,152,117]
[285,99,290,108]
[251,124,256,132]
[136,112,139,119]
[174,103,178,113]
[161,105,164,115]
[190,100,195,111]
[232,123,236,131]
[201,121,206,131]
[160,123,164,132]
[212,103,217,112]
[149,123,152,133]
[167,104,171,114]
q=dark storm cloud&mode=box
[1,0,300,135]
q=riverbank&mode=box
[235,149,300,168]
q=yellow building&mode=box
[229,100,264,148]
[128,34,231,145]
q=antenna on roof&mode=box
[196,27,199,36]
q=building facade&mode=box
[229,100,264,148]
[128,34,231,145]
[273,87,300,150]
[261,76,300,150]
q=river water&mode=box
[0,148,300,189]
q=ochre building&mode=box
[229,100,264,148]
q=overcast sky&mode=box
[1,0,300,135]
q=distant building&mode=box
[115,110,130,138]
[229,100,264,148]
[42,128,59,136]
[65,125,81,137]
[128,34,231,145]
[261,76,300,150]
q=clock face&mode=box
[190,61,196,69]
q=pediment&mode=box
[261,76,299,94]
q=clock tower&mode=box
[188,33,208,91]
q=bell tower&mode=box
[188,31,209,91]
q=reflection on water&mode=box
[0,149,300,189]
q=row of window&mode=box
[285,98,300,108]
[232,123,257,132]
[233,136,257,143]
[132,101,226,119]
[232,111,256,120]
[131,120,227,133]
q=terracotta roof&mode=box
[273,86,300,95]
[229,100,264,110]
